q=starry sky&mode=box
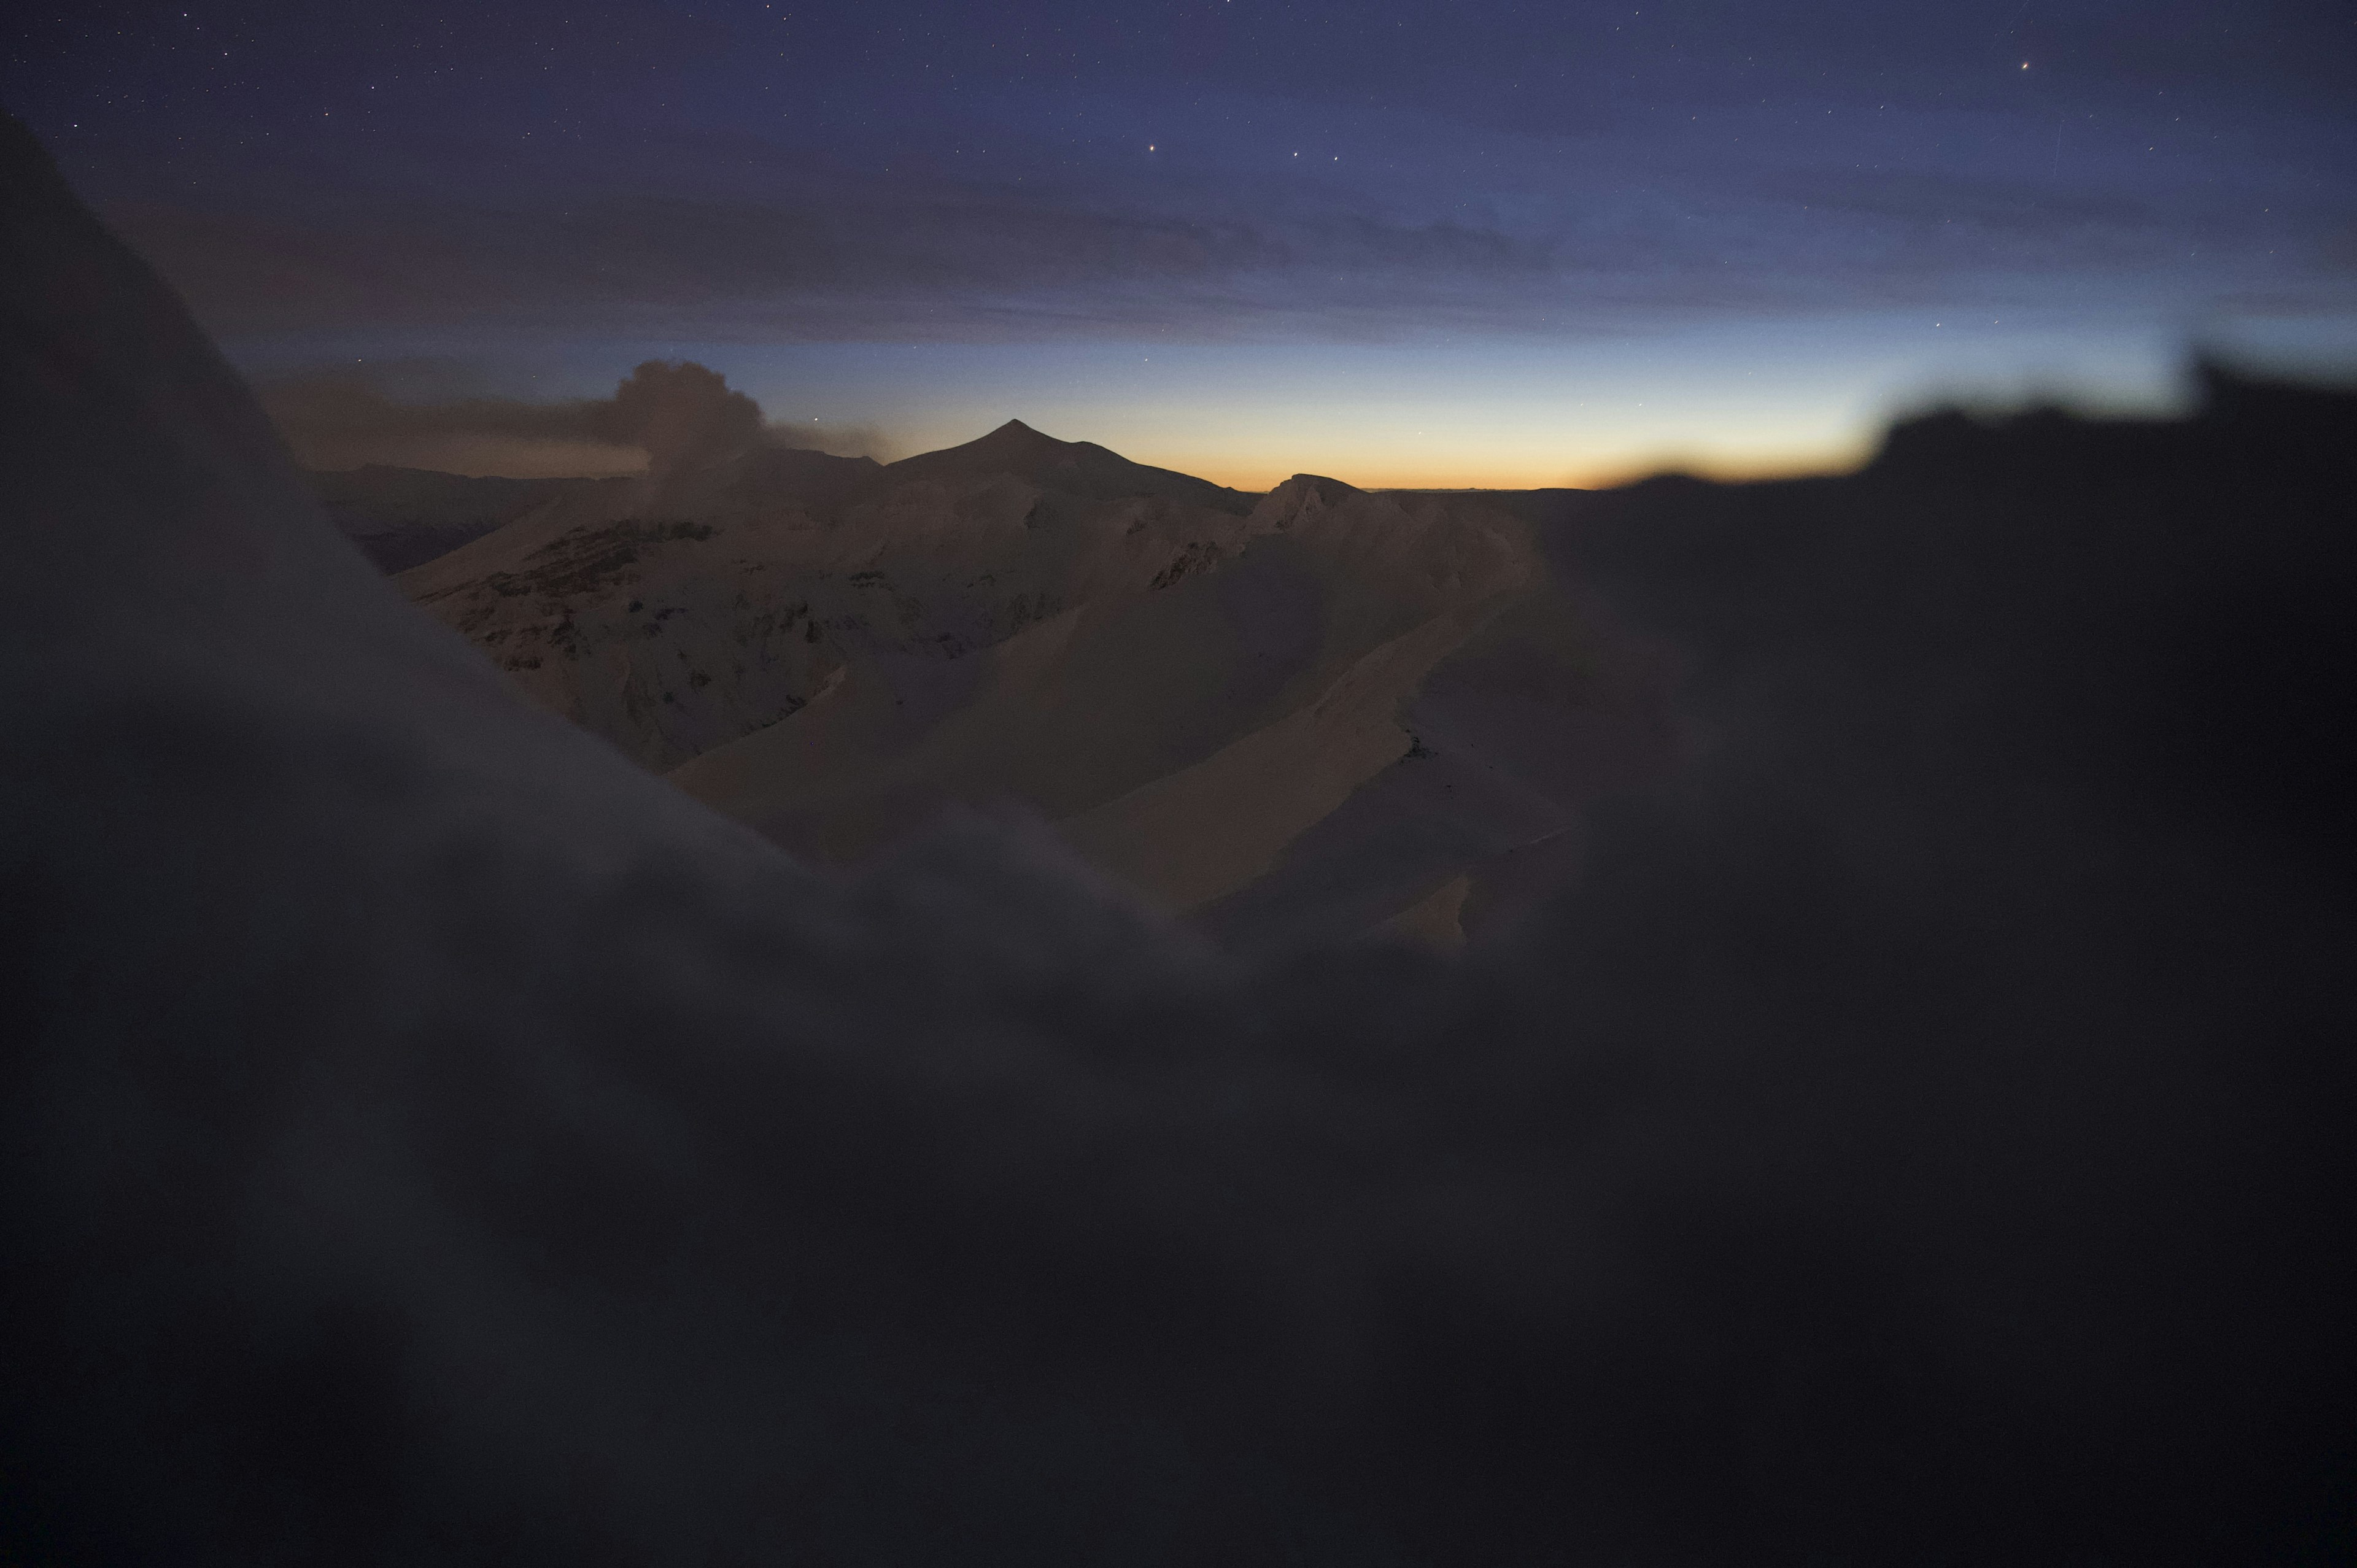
[7,0,2354,487]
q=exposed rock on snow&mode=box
[397,414,1668,946]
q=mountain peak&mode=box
[883,419,1250,513]
[1250,473,1364,530]
[968,418,1077,458]
[1275,473,1360,501]
[892,419,1081,474]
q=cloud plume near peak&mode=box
[261,358,888,477]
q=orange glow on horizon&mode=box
[1126,429,1881,495]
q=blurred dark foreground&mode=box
[2,109,2351,1566]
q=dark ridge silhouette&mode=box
[305,465,616,573]
[1250,471,1362,527]
[637,439,885,523]
[885,416,1255,511]
[1558,365,2357,880]
[2,108,2351,1567]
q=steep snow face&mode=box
[396,446,1285,773]
[365,401,1638,943]
[394,426,1657,944]
[3,110,2352,1568]
[649,471,1657,927]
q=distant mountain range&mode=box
[330,423,1645,949]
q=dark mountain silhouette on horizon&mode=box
[883,416,1255,511]
[4,108,2352,1567]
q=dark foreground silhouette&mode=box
[2,112,2350,1565]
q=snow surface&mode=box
[2,112,2350,1564]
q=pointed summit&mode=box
[886,420,1251,512]
[961,418,1086,469]
[888,418,1083,482]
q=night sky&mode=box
[7,0,2353,485]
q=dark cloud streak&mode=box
[104,149,2353,353]
[264,358,886,477]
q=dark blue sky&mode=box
[9,0,2353,483]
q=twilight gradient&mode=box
[7,0,2351,485]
